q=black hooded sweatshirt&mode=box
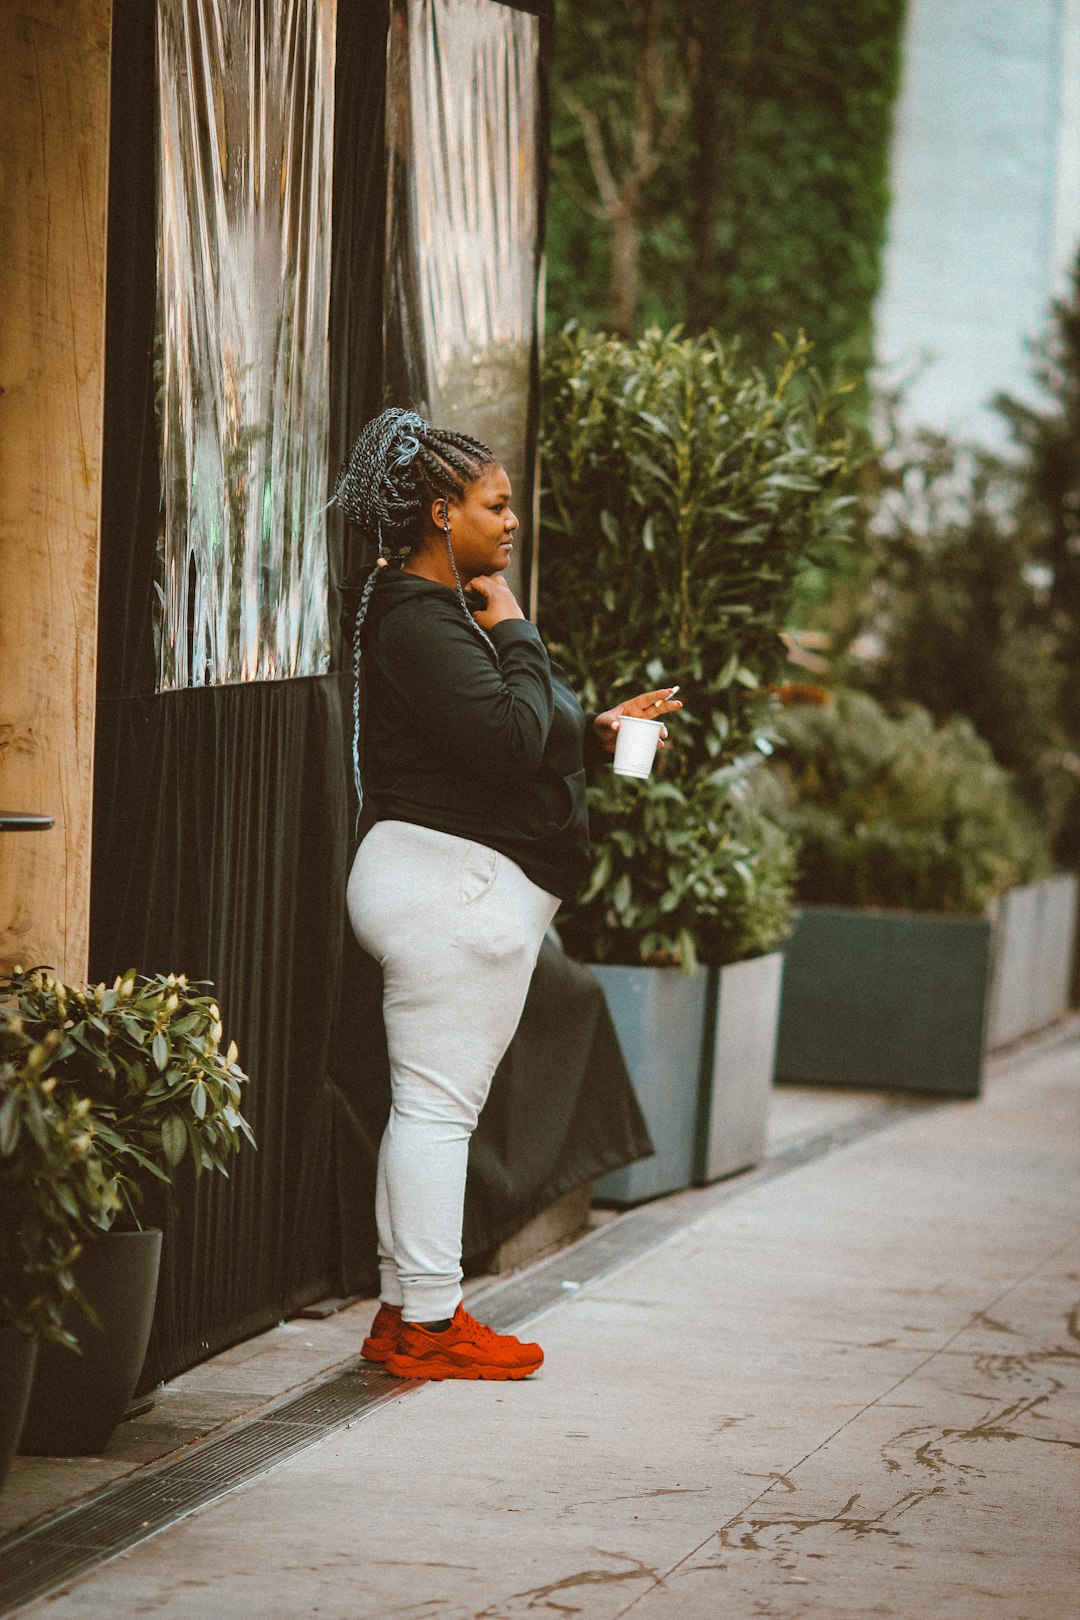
[358,571,602,901]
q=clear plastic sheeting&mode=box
[156,0,334,689]
[385,0,541,569]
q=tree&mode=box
[837,420,1066,833]
[996,252,1080,753]
[547,0,906,382]
[548,0,696,335]
[994,252,1080,860]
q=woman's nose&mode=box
[506,507,519,533]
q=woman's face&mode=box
[445,464,519,577]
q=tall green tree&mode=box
[547,0,907,381]
[996,254,1080,757]
[547,0,696,336]
[819,256,1080,860]
[835,422,1066,831]
[995,253,1080,859]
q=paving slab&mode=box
[13,1031,1078,1619]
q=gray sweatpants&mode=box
[347,820,560,1322]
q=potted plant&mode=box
[537,326,856,1199]
[557,767,795,1201]
[0,967,255,1455]
[766,690,1053,1095]
[0,1023,120,1488]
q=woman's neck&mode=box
[403,545,455,588]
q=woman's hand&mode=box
[594,687,684,755]
[466,574,526,630]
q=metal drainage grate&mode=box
[0,1094,939,1616]
[0,1365,418,1616]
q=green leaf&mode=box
[580,848,613,906]
[717,654,739,688]
[160,1111,187,1167]
[677,929,699,977]
[0,1091,19,1155]
[152,1031,169,1072]
[191,1081,207,1121]
[55,1185,81,1220]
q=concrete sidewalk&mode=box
[20,1036,1080,1619]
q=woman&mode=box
[337,408,681,1381]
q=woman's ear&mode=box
[431,497,449,532]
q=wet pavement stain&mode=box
[719,1492,913,1549]
[710,1414,753,1435]
[971,1347,1078,1380]
[971,1311,1017,1334]
[473,1551,661,1617]
[371,1560,480,1572]
[577,1488,711,1505]
[878,1376,1079,1481]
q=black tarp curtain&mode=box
[92,0,649,1386]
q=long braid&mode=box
[350,565,380,823]
[332,408,500,828]
[440,523,497,659]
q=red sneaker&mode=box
[385,1304,543,1381]
[361,1302,404,1363]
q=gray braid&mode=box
[334,408,501,829]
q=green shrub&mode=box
[768,691,1052,914]
[557,767,796,972]
[0,1026,121,1345]
[539,326,856,786]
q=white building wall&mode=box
[876,0,1080,443]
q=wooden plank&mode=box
[0,0,112,982]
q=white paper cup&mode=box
[612,716,663,778]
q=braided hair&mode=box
[332,407,500,822]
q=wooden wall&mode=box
[0,1,112,982]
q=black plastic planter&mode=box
[0,1328,38,1490]
[19,1228,162,1457]
[776,906,993,1096]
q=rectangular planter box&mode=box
[591,964,711,1204]
[696,951,784,1183]
[986,874,1078,1049]
[775,906,993,1097]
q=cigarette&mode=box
[654,685,680,707]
